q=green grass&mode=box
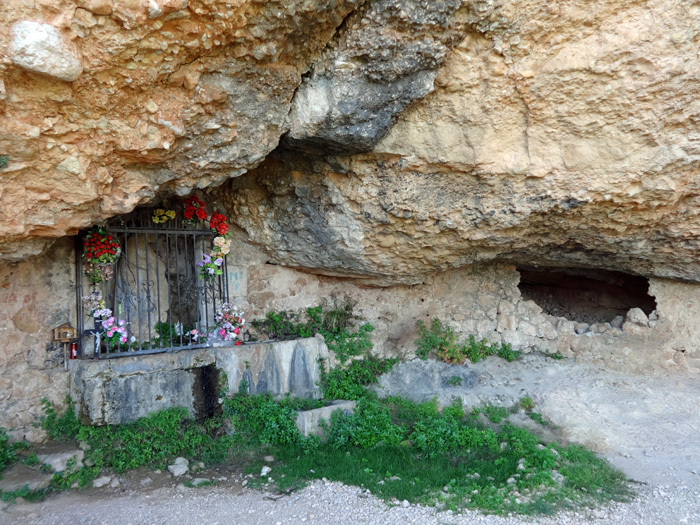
[0,485,48,504]
[265,422,632,515]
[246,395,631,515]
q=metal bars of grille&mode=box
[75,210,230,359]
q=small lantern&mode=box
[53,322,77,343]
[53,322,77,368]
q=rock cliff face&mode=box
[0,0,362,259]
[227,0,700,285]
[2,0,700,285]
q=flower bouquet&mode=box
[81,291,105,316]
[183,196,208,224]
[101,314,129,346]
[152,208,176,224]
[212,302,245,344]
[83,226,120,284]
[198,213,231,281]
[198,252,225,280]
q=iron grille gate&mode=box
[75,207,231,358]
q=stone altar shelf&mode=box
[69,335,329,425]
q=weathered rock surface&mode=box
[0,464,53,492]
[0,0,362,260]
[70,337,329,425]
[370,359,478,404]
[8,21,83,81]
[37,447,84,473]
[1,0,698,287]
[295,400,356,438]
[227,0,700,285]
[168,457,189,477]
[284,0,469,154]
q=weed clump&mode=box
[416,318,521,365]
[251,299,373,364]
[320,356,397,401]
[39,397,81,442]
[0,427,24,472]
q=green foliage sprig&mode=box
[324,397,404,449]
[76,407,233,472]
[223,394,302,446]
[416,318,521,364]
[39,397,81,442]
[252,300,374,364]
[320,356,397,401]
[0,428,19,472]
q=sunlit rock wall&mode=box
[229,0,700,284]
[0,0,363,260]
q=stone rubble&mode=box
[168,457,189,477]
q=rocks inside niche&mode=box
[517,268,657,325]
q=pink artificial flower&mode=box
[219,328,226,337]
[120,336,127,343]
[233,327,240,334]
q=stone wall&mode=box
[0,239,76,441]
[227,230,700,373]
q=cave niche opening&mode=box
[516,267,657,324]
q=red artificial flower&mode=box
[184,207,194,219]
[196,208,207,220]
[235,341,241,346]
[218,224,228,235]
[184,195,205,210]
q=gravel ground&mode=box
[2,479,699,525]
[2,356,699,524]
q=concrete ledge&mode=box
[70,335,330,425]
[296,400,356,437]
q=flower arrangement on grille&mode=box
[212,302,245,344]
[152,208,176,224]
[101,314,129,346]
[194,207,232,281]
[82,226,121,284]
[81,291,105,315]
[183,195,208,223]
[151,195,233,281]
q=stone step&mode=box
[295,401,356,438]
[0,464,53,493]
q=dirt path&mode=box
[2,355,699,524]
